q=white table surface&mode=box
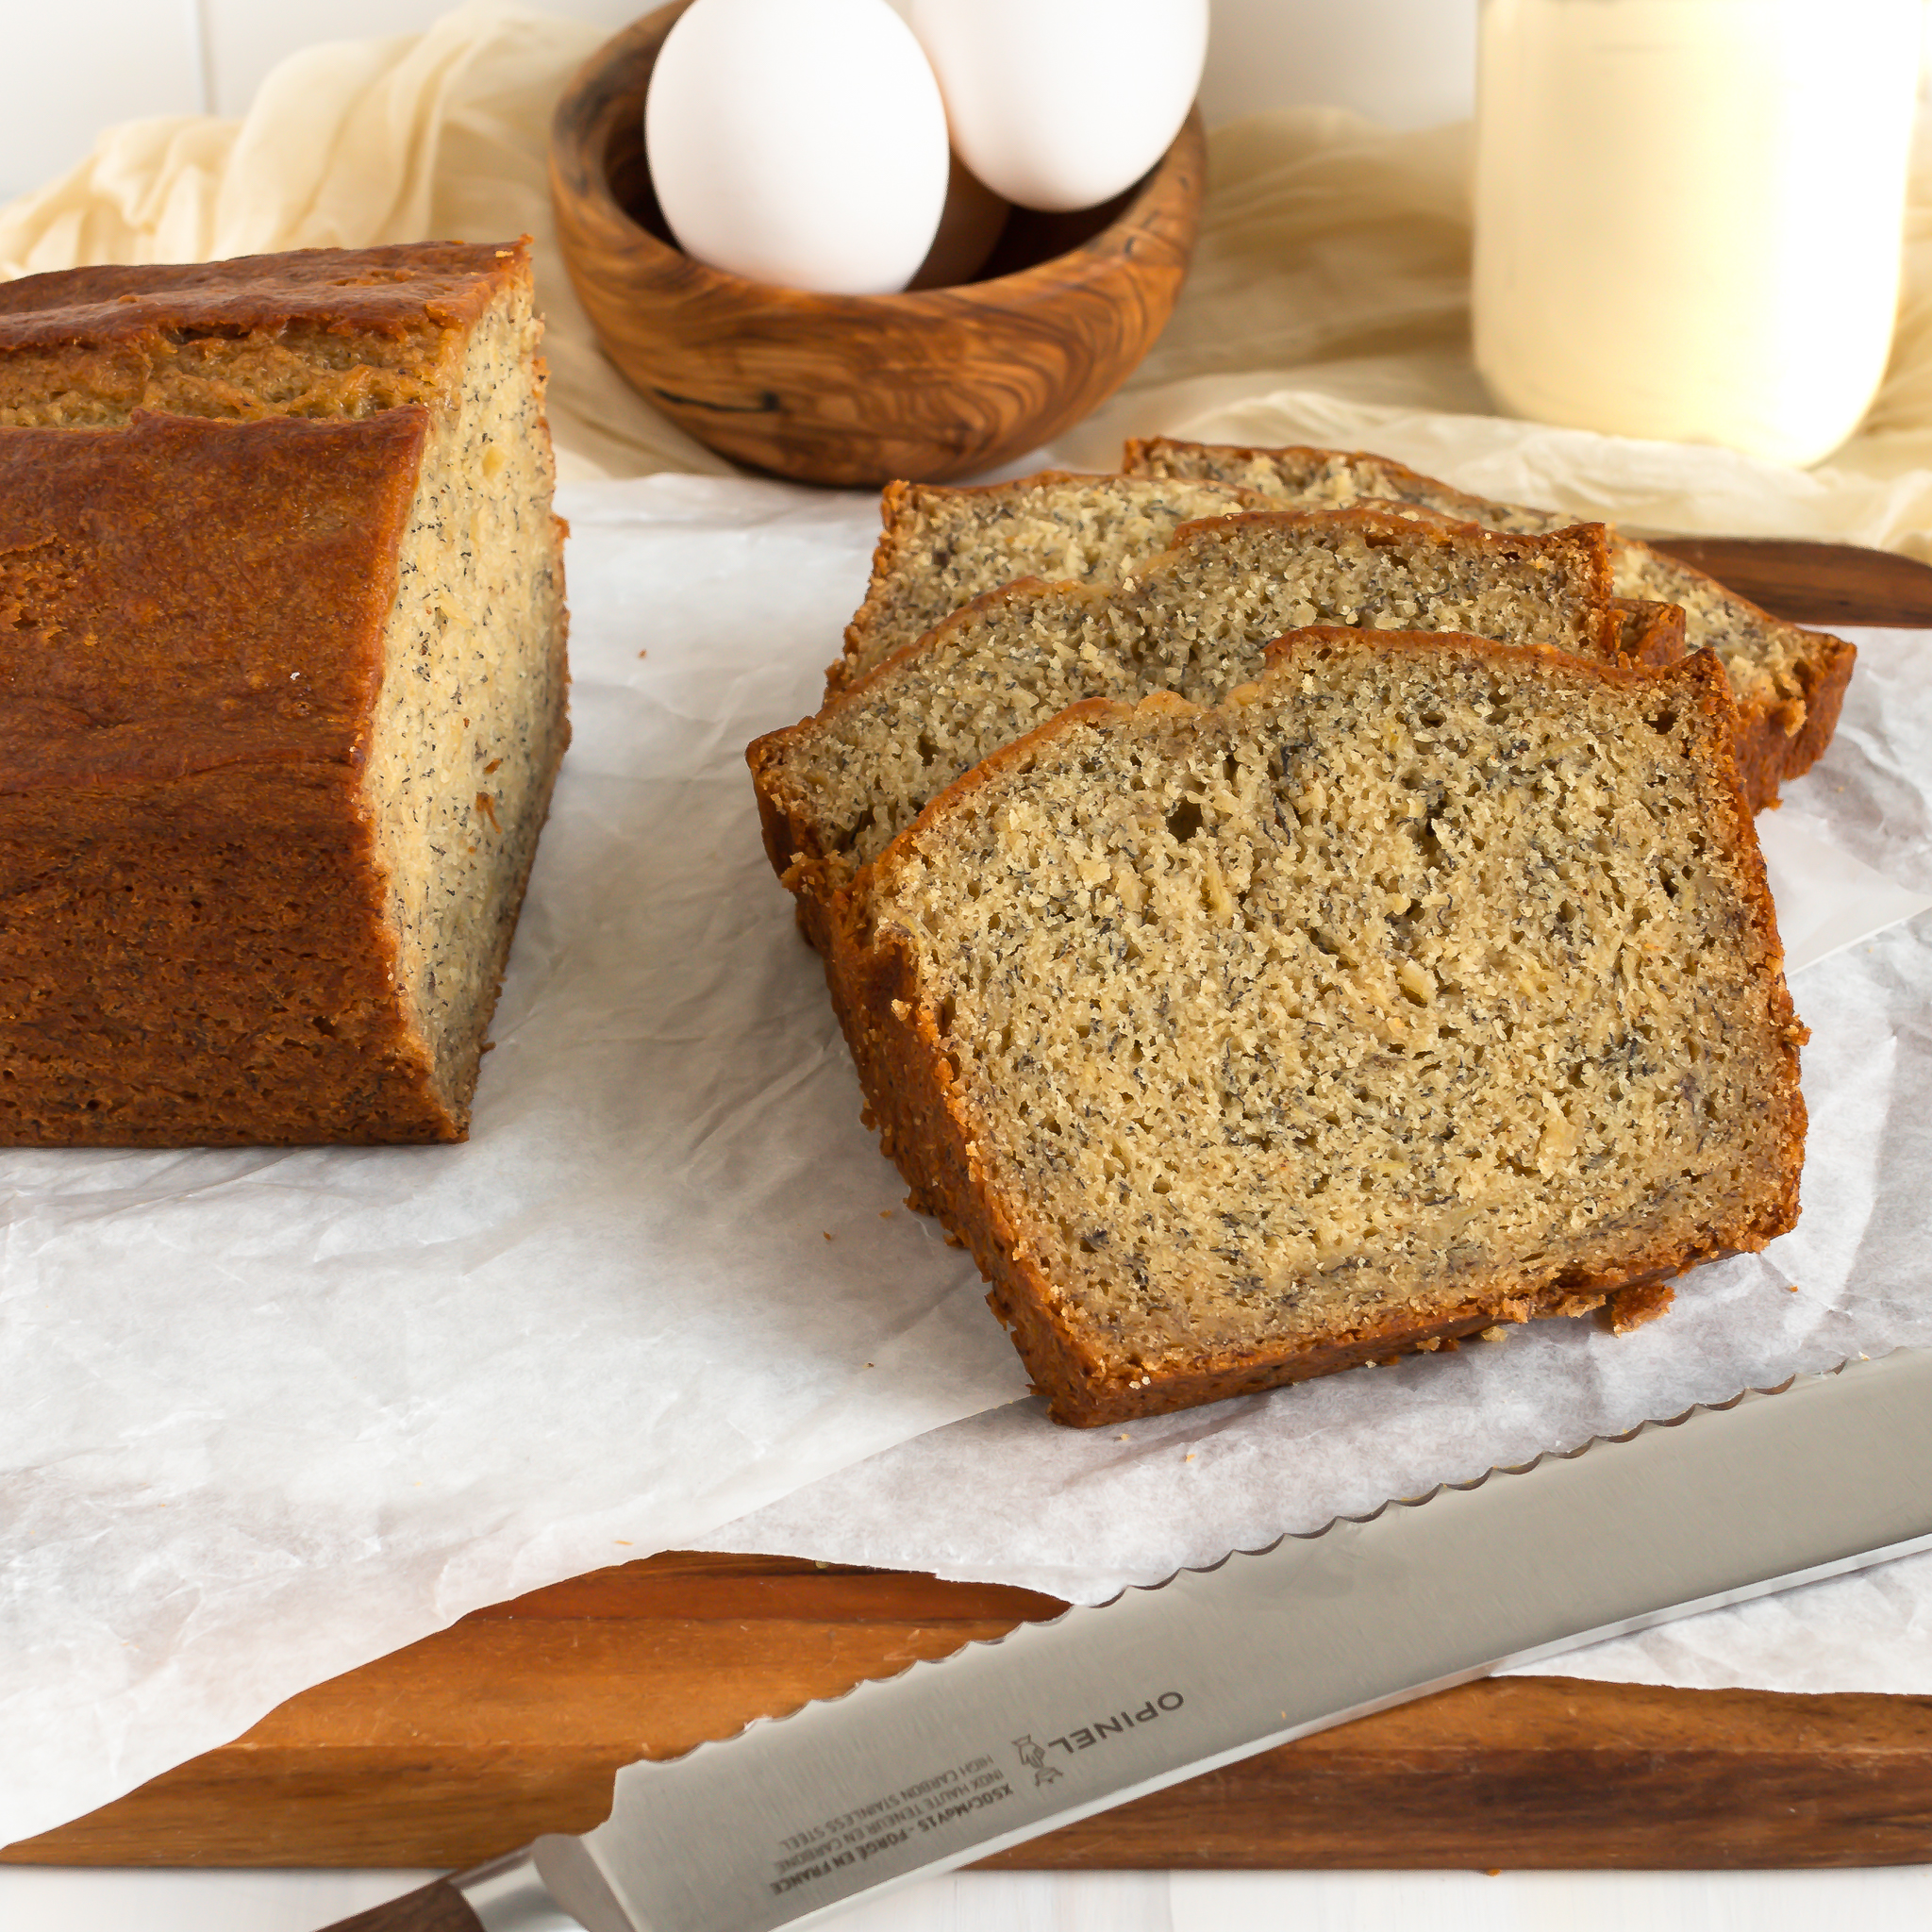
[6,1863,1932,1931]
[8,3,1932,1924]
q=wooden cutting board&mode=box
[8,539,1932,1874]
[8,1549,1932,1872]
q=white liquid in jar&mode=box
[1473,0,1923,466]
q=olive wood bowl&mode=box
[548,0,1206,487]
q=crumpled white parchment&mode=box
[5,479,1929,1855]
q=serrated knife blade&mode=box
[321,1348,1932,1932]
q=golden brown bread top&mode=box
[0,241,527,345]
[0,241,534,425]
[0,408,425,790]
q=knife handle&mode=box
[317,1875,483,1931]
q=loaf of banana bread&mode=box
[0,242,568,1143]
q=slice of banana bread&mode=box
[0,242,567,1144]
[1124,437,1855,810]
[751,508,1619,945]
[828,631,1807,1425]
[833,471,1277,691]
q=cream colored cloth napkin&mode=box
[6,0,1932,550]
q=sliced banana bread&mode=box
[833,471,1277,691]
[1124,437,1855,810]
[828,631,1807,1425]
[752,508,1619,945]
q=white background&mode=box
[5,2,1931,1927]
[0,0,1485,201]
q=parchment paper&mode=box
[4,477,1930,1853]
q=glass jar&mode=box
[1473,0,1924,465]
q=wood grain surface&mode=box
[1649,536,1932,628]
[548,4,1205,487]
[9,1552,1931,1873]
[8,540,1928,1876]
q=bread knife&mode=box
[319,1346,1932,1932]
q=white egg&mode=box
[645,0,950,294]
[908,0,1208,213]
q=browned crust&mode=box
[829,470,1278,693]
[1612,597,1687,668]
[0,240,527,344]
[1687,590,1857,814]
[0,762,456,1144]
[1777,626,1858,785]
[833,472,1110,692]
[0,242,536,438]
[828,632,1806,1426]
[752,507,1622,951]
[0,408,427,782]
[1613,541,1856,812]
[0,408,456,1144]
[1124,436,1858,812]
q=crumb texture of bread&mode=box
[833,634,1806,1424]
[0,243,567,1145]
[363,273,568,1120]
[753,508,1616,933]
[1124,437,1855,808]
[838,473,1275,689]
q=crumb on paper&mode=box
[614,1539,632,1546]
[879,1208,894,1219]
[1604,1278,1676,1334]
[638,648,648,658]
[1478,1326,1509,1343]
[823,1231,833,1241]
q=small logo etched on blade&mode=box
[1010,1735,1062,1786]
